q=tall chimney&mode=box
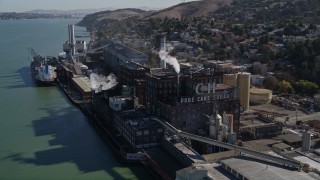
[68,24,76,56]
[177,73,180,96]
[160,37,166,69]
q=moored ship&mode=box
[29,47,57,86]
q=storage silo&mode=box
[223,113,234,133]
[209,113,222,140]
[223,74,238,87]
[250,87,272,105]
[237,72,250,111]
[302,132,311,151]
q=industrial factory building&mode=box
[114,110,164,150]
[104,43,148,72]
[118,62,148,86]
[117,62,148,105]
[145,68,240,135]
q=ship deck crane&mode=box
[27,47,41,59]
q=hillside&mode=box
[78,0,232,27]
[145,0,233,19]
[78,8,147,27]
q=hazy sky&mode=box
[0,0,190,12]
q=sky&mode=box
[0,0,190,12]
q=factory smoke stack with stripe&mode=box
[158,43,180,96]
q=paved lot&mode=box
[249,103,320,126]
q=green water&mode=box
[0,19,151,180]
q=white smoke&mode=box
[159,44,180,73]
[90,73,118,93]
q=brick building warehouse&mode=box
[117,62,148,105]
[103,44,241,135]
[114,110,164,149]
[104,43,148,73]
[145,68,240,135]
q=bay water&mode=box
[0,19,151,180]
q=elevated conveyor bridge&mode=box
[152,118,302,170]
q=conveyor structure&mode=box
[152,118,302,170]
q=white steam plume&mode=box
[159,44,180,73]
[90,73,118,93]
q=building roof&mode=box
[278,134,302,144]
[242,139,279,152]
[121,61,146,71]
[176,163,231,180]
[203,150,235,162]
[118,110,162,130]
[221,157,316,180]
[250,87,272,95]
[166,136,206,164]
[272,143,292,150]
[71,76,92,93]
[127,117,161,130]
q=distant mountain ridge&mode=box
[145,0,233,19]
[23,6,161,16]
[78,0,233,27]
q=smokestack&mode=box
[158,44,180,73]
[160,37,167,69]
[68,24,75,56]
[177,73,180,96]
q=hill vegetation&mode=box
[78,0,232,28]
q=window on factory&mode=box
[144,136,150,142]
[182,121,186,127]
[143,130,149,135]
[136,131,142,136]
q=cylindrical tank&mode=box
[250,87,272,105]
[63,41,71,53]
[302,132,311,151]
[209,125,216,139]
[216,113,222,125]
[223,113,234,133]
[75,40,87,52]
[223,74,238,87]
[237,72,250,111]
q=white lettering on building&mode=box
[195,83,216,95]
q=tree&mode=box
[295,80,319,95]
[233,25,243,36]
[283,24,300,36]
[278,80,294,94]
[252,62,264,74]
[258,44,274,62]
[263,76,279,90]
[276,72,294,84]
